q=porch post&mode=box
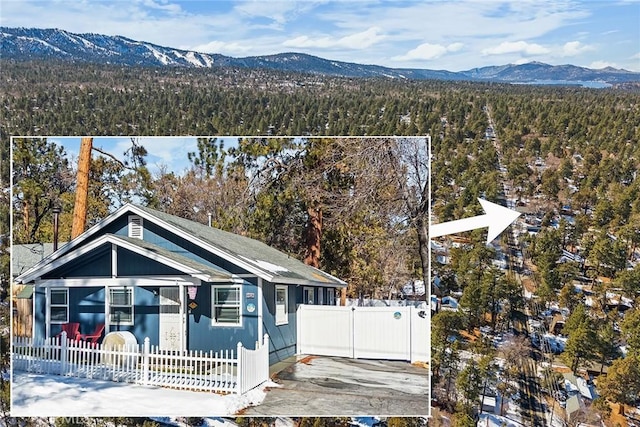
[179,282,186,351]
[257,278,264,340]
[45,285,51,339]
[104,285,110,333]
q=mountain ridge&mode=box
[2,27,639,84]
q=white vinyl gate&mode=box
[296,305,428,363]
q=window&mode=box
[327,288,336,306]
[318,288,324,305]
[303,287,315,304]
[109,287,134,325]
[50,288,68,324]
[212,285,241,326]
[275,286,288,326]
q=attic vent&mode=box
[128,215,143,239]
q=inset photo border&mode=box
[10,136,429,418]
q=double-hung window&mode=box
[50,288,69,324]
[109,287,134,325]
[212,285,241,326]
[275,286,288,326]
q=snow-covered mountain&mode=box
[2,27,639,84]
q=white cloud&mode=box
[482,41,550,56]
[561,41,594,56]
[138,0,183,15]
[190,41,252,55]
[392,42,464,61]
[283,27,386,50]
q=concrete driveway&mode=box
[242,356,429,416]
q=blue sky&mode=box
[49,137,239,176]
[1,0,639,71]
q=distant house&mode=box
[14,204,346,365]
[401,280,425,299]
[441,296,459,311]
[564,372,598,401]
[550,314,566,335]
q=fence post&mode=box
[143,337,150,386]
[263,334,270,382]
[236,341,243,395]
[60,331,68,375]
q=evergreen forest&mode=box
[1,59,640,426]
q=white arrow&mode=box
[430,198,521,243]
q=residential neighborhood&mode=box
[430,106,640,426]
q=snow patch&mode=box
[11,370,276,417]
[239,256,289,273]
[144,43,174,65]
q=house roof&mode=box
[16,203,346,287]
[113,234,234,281]
[15,285,34,299]
[17,233,234,284]
[12,243,58,278]
[134,205,346,286]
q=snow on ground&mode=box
[11,371,279,417]
[478,413,521,427]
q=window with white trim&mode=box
[275,285,288,326]
[109,287,134,325]
[212,285,242,326]
[327,288,336,306]
[303,287,315,304]
[50,288,69,324]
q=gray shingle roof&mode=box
[12,243,58,278]
[135,205,346,286]
[111,234,233,281]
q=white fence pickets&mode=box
[238,334,270,395]
[12,331,270,395]
[297,305,429,363]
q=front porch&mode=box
[35,277,202,352]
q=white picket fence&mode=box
[12,332,270,395]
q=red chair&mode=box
[78,323,105,343]
[55,322,80,340]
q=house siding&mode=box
[42,244,112,279]
[117,248,185,276]
[73,287,106,337]
[262,281,298,364]
[34,287,46,340]
[187,280,259,354]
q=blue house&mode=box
[14,204,346,364]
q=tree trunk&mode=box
[23,200,29,241]
[416,214,429,301]
[304,206,322,268]
[71,137,92,239]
